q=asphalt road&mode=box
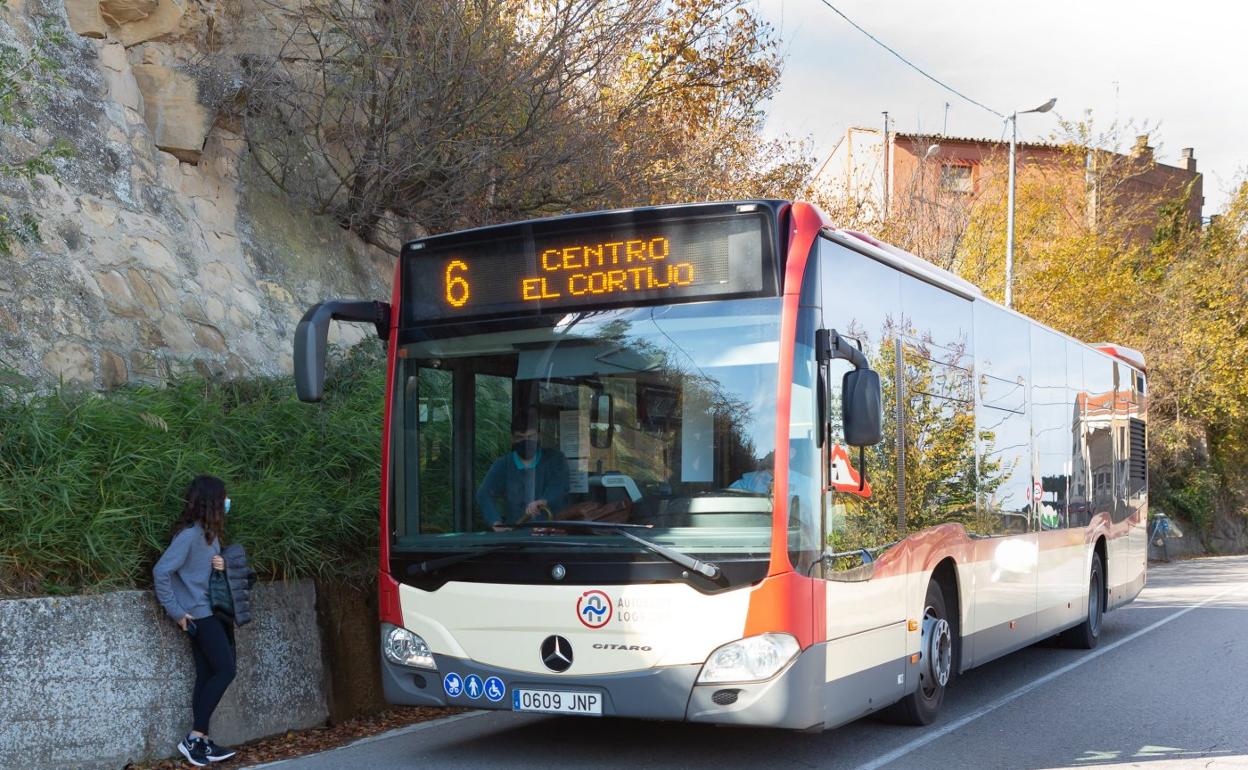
[252,555,1248,770]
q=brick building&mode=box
[819,128,1203,240]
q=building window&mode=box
[940,164,973,193]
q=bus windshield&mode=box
[391,297,782,569]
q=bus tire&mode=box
[1060,551,1104,650]
[890,579,952,726]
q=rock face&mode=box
[64,0,107,37]
[132,62,211,162]
[98,0,159,25]
[112,0,185,46]
[0,1,394,390]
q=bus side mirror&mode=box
[294,300,391,402]
[842,368,882,447]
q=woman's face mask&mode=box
[224,497,232,515]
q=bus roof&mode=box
[827,229,985,300]
[1091,343,1147,372]
[402,199,789,251]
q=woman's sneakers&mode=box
[204,738,238,762]
[178,735,210,767]
[178,734,237,765]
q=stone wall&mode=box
[0,0,395,389]
[0,581,329,770]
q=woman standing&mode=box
[153,475,239,766]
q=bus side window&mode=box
[973,302,1031,536]
[901,272,975,533]
[1067,340,1088,527]
[1031,328,1069,530]
[1083,350,1116,521]
[818,237,901,563]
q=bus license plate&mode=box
[512,689,603,716]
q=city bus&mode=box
[294,200,1147,731]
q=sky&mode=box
[754,0,1247,215]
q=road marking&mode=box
[853,584,1241,770]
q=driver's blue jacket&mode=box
[476,448,569,525]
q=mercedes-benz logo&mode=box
[541,635,573,673]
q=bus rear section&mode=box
[294,200,1146,732]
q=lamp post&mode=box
[1005,97,1056,308]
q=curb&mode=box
[241,710,491,769]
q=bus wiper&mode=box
[514,520,722,580]
[406,539,611,576]
[408,545,514,575]
[512,520,652,531]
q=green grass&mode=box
[0,342,386,596]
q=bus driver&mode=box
[476,413,569,530]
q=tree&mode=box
[242,0,804,247]
[1146,180,1248,535]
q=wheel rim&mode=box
[920,606,952,698]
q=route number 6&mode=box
[445,260,470,308]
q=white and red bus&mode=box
[295,201,1146,730]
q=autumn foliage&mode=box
[242,0,807,244]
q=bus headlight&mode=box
[384,626,436,670]
[696,633,800,683]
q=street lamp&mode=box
[1005,97,1056,308]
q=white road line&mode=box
[854,584,1241,770]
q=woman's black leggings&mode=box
[189,615,236,733]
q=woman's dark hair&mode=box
[172,475,227,545]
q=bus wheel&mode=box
[891,580,952,725]
[1061,552,1104,650]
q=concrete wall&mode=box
[0,581,328,770]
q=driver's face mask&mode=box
[512,435,540,461]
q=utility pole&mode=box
[943,102,950,135]
[882,111,890,220]
[1005,97,1056,308]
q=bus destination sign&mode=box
[403,211,772,322]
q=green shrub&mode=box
[0,342,386,596]
[1159,468,1219,532]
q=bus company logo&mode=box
[576,589,613,628]
[541,635,573,672]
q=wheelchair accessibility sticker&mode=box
[577,589,613,629]
[484,676,506,702]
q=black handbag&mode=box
[209,568,235,618]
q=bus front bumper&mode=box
[379,625,828,730]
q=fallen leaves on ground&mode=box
[124,705,469,769]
